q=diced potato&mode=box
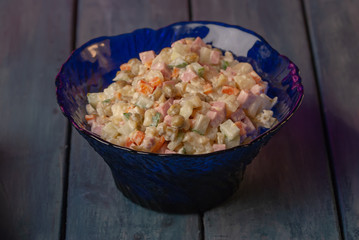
[234,74,256,90]
[192,114,210,135]
[190,62,204,75]
[260,94,278,110]
[145,126,158,137]
[217,132,225,144]
[87,92,107,108]
[187,95,202,108]
[224,134,241,149]
[213,73,228,88]
[199,47,211,64]
[218,94,239,113]
[179,102,193,119]
[151,86,162,100]
[118,85,135,98]
[220,119,240,141]
[255,110,277,129]
[152,47,171,66]
[145,69,164,82]
[223,51,234,63]
[164,126,178,141]
[184,83,202,94]
[113,71,132,82]
[246,97,263,118]
[102,122,119,139]
[172,42,190,55]
[136,94,154,109]
[205,127,218,140]
[143,109,157,126]
[231,62,253,75]
[246,94,276,118]
[127,58,142,75]
[86,104,96,115]
[156,122,167,136]
[175,82,187,95]
[104,82,121,98]
[167,132,184,150]
[111,102,129,117]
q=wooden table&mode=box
[1,0,358,239]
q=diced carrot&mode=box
[151,136,165,153]
[203,83,213,94]
[125,138,134,148]
[144,61,152,69]
[120,63,131,71]
[85,114,96,121]
[149,77,163,88]
[171,67,180,78]
[222,85,240,95]
[136,80,154,95]
[235,121,247,136]
[115,92,122,100]
[249,71,261,83]
[132,131,145,145]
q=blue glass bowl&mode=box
[56,21,303,213]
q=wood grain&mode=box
[0,0,73,239]
[65,1,200,239]
[192,0,341,239]
[304,0,359,239]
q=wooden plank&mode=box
[304,1,359,239]
[0,0,73,239]
[65,1,200,239]
[191,0,341,239]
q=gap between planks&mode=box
[299,0,344,239]
[59,0,78,239]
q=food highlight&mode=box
[85,37,277,154]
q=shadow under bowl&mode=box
[56,21,303,213]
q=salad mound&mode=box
[85,37,278,154]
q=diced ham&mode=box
[207,101,227,127]
[213,144,226,152]
[221,67,236,81]
[210,101,226,113]
[235,121,247,136]
[158,142,169,154]
[250,82,268,95]
[164,115,173,125]
[139,50,155,64]
[237,90,257,108]
[173,99,182,105]
[210,50,221,64]
[151,62,171,79]
[155,98,173,117]
[207,110,225,128]
[165,149,176,154]
[191,37,206,53]
[242,116,256,135]
[180,68,197,82]
[231,108,246,122]
[91,124,103,136]
[162,80,177,86]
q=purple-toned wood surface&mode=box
[304,0,359,239]
[0,0,73,239]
